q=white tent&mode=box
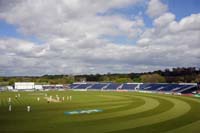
[15,82,35,90]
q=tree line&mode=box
[0,67,200,85]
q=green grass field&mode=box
[0,91,200,133]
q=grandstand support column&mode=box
[118,84,123,91]
[136,84,140,91]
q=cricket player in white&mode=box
[27,106,31,112]
[62,97,65,101]
[9,104,12,112]
[8,97,11,103]
[57,96,60,101]
[50,96,52,101]
[70,96,72,101]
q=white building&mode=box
[15,82,35,91]
[7,86,14,91]
[35,85,43,90]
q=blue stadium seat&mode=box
[177,85,197,94]
[104,83,121,90]
[75,84,92,89]
[120,84,138,90]
[69,84,81,89]
[69,83,198,94]
[87,83,108,90]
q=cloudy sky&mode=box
[0,0,200,76]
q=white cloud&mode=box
[0,0,141,39]
[0,0,200,76]
[146,0,168,18]
[154,13,175,27]
[169,13,200,33]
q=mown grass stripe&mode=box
[12,98,19,106]
[63,94,189,133]
[62,94,172,131]
[2,98,7,107]
[104,95,191,133]
[112,95,200,133]
[1,91,200,133]
[97,95,158,119]
[53,95,158,129]
[164,120,200,133]
[92,95,173,124]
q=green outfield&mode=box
[0,91,200,133]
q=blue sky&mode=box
[0,0,199,45]
[102,0,200,25]
[0,20,43,44]
[165,0,200,20]
[99,0,200,44]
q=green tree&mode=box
[8,79,16,85]
[0,77,4,82]
[195,74,200,82]
[140,74,166,83]
[114,78,133,83]
[63,76,75,84]
[99,76,110,82]
[133,77,142,83]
